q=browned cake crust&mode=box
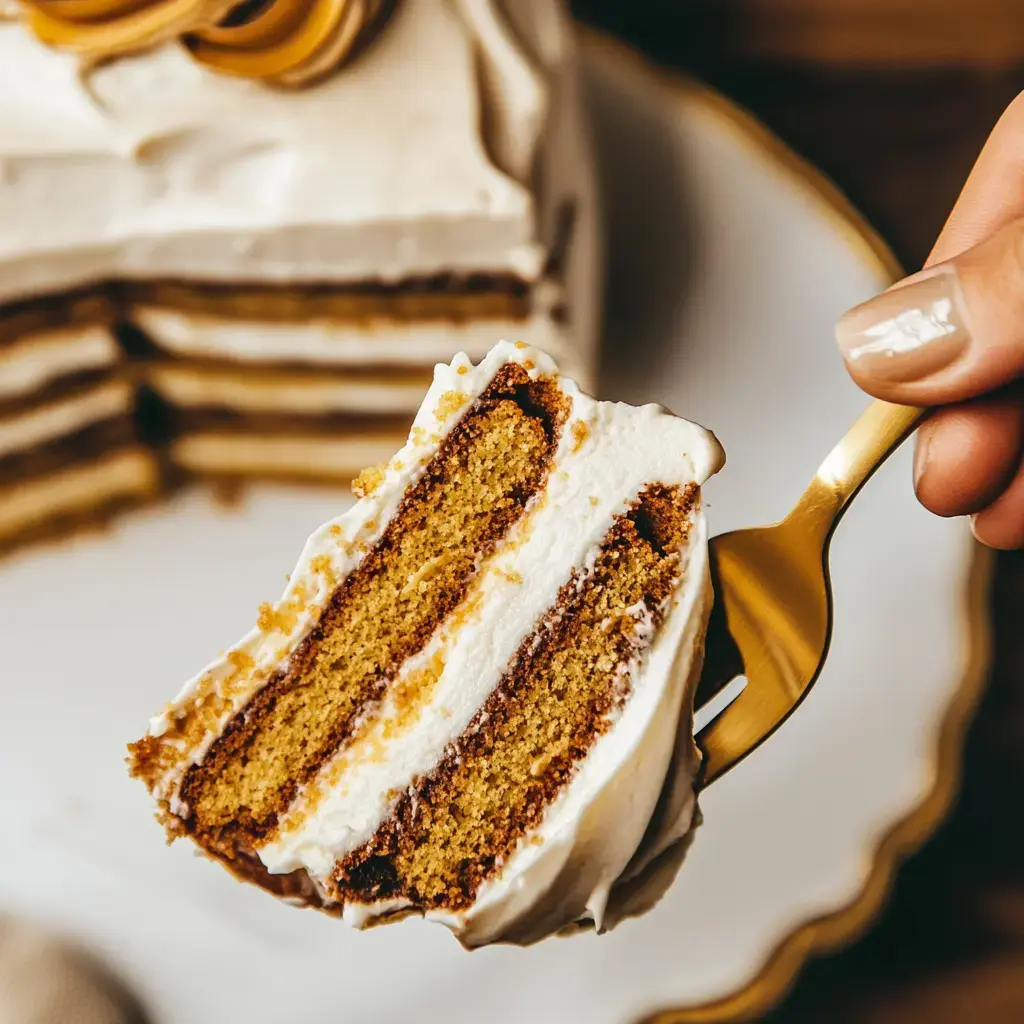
[0,290,117,348]
[131,365,571,863]
[331,483,696,912]
[129,273,530,324]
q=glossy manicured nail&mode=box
[835,266,971,382]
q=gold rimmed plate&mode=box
[0,26,992,1024]
[585,29,993,1022]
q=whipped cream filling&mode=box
[0,325,120,403]
[147,341,723,945]
[146,364,432,417]
[0,378,133,460]
[0,0,546,304]
[132,307,578,379]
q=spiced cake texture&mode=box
[129,342,725,947]
[178,366,568,856]
[334,484,695,912]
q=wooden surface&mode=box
[634,0,1024,66]
[572,2,1024,1020]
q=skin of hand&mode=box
[834,90,1024,550]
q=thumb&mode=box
[835,215,1024,406]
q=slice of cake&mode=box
[128,341,724,946]
[0,0,599,524]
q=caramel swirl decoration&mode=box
[19,0,397,86]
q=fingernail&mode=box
[969,514,982,542]
[912,432,931,493]
[835,266,971,382]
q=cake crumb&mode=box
[514,340,527,349]
[310,555,337,585]
[589,495,599,506]
[435,390,468,422]
[352,463,387,498]
[522,359,535,371]
[457,365,468,376]
[227,650,254,672]
[571,420,590,453]
[210,479,246,510]
[329,524,343,537]
[257,601,298,635]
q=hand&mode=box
[835,91,1024,550]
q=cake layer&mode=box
[0,379,134,463]
[145,363,432,418]
[0,325,121,403]
[130,342,724,947]
[129,273,529,322]
[0,417,137,488]
[0,447,159,550]
[175,364,569,854]
[169,433,411,485]
[333,484,694,913]
[0,290,116,347]
[131,307,581,378]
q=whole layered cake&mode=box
[130,342,724,946]
[0,0,599,551]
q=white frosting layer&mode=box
[0,379,133,460]
[0,447,157,539]
[0,0,549,304]
[146,364,431,417]
[132,308,584,382]
[171,433,408,481]
[146,341,722,945]
[0,325,120,403]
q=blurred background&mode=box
[1,1,1021,1021]
[573,0,1024,1020]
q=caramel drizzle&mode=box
[19,0,395,86]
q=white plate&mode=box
[0,32,986,1024]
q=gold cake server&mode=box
[695,400,925,783]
